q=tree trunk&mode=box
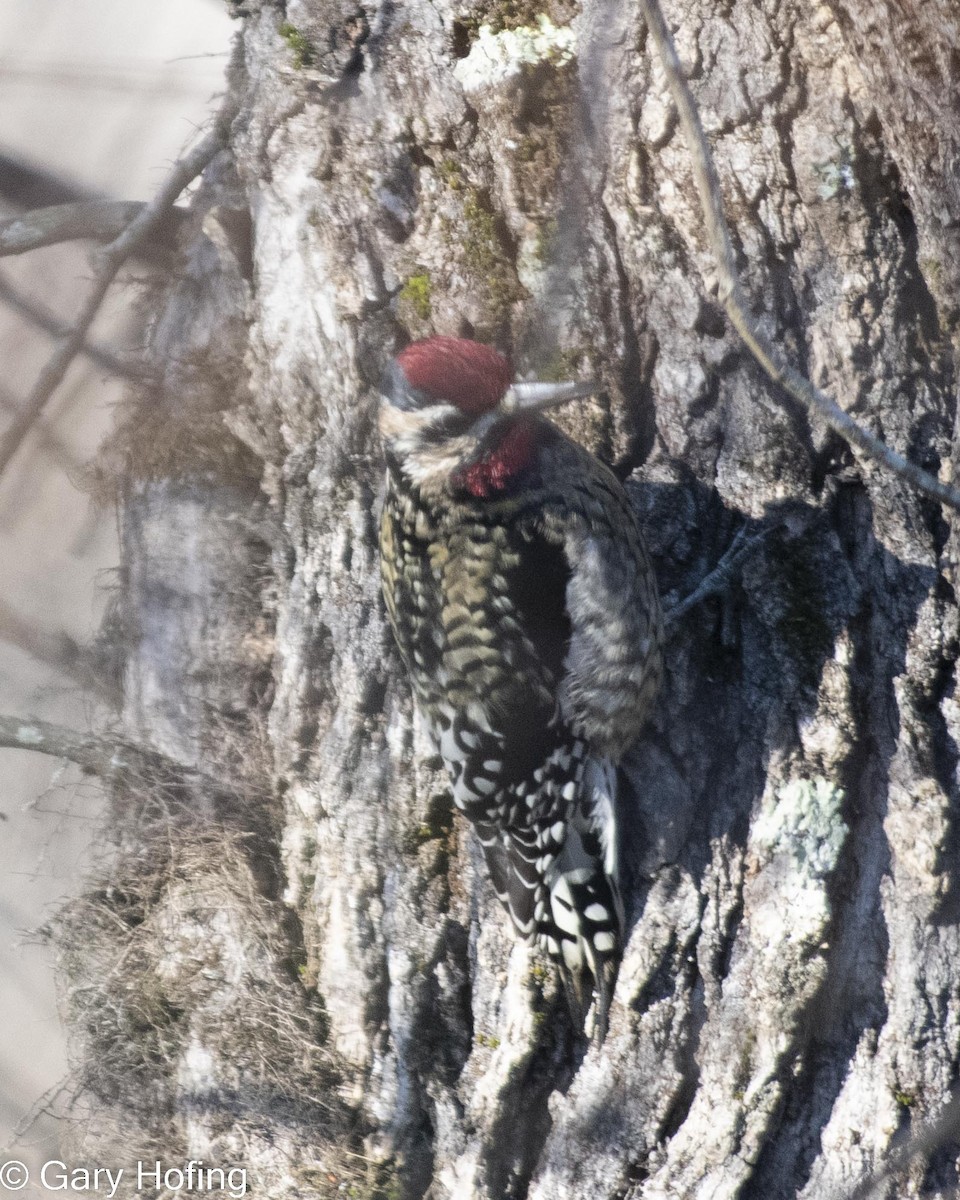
[59,1,960,1197]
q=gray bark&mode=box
[57,1,960,1198]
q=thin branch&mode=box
[0,154,187,267]
[0,153,96,210]
[99,122,225,264]
[0,118,229,481]
[0,382,83,469]
[0,269,117,479]
[0,597,119,704]
[0,713,221,796]
[664,524,771,628]
[0,200,184,257]
[638,0,960,513]
[0,713,160,776]
[0,271,149,381]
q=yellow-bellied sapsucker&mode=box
[379,336,663,1037]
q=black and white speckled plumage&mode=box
[379,339,662,1037]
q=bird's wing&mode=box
[524,464,663,761]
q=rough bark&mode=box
[57,1,960,1198]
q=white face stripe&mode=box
[379,396,508,490]
[378,398,459,441]
[379,399,467,486]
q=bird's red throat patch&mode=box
[454,418,538,499]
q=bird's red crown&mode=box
[396,337,513,416]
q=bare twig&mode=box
[0,597,119,703]
[0,119,228,480]
[0,271,149,381]
[0,200,184,257]
[0,382,83,469]
[0,713,158,775]
[638,0,960,513]
[0,713,223,796]
[664,524,771,627]
[0,153,96,210]
[100,122,226,263]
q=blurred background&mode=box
[0,0,231,1186]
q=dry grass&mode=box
[52,826,391,1197]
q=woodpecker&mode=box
[379,336,663,1038]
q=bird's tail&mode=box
[540,758,623,1040]
[480,753,624,1040]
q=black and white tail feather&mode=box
[442,713,624,1039]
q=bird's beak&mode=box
[499,378,598,415]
